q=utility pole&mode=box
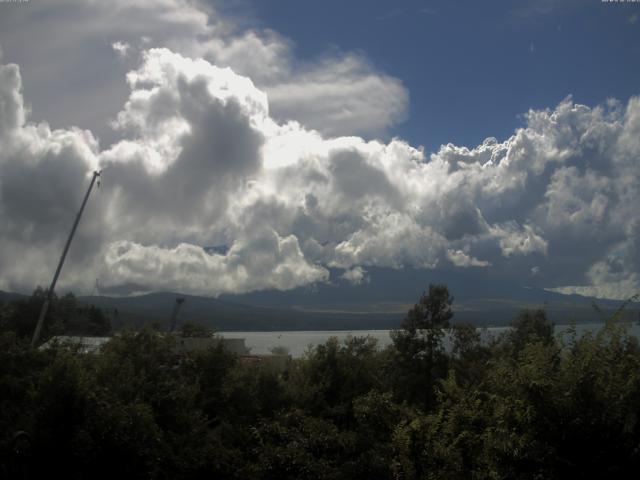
[31,170,101,347]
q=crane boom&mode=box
[169,297,186,332]
[31,171,101,347]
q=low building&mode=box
[38,336,111,354]
[173,336,249,355]
[39,334,250,356]
[39,335,289,372]
[240,353,291,372]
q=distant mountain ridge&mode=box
[79,292,403,331]
[2,269,637,331]
[218,267,637,326]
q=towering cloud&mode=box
[0,0,639,300]
[0,48,639,299]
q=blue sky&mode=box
[238,0,640,151]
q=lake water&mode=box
[221,323,640,358]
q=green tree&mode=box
[390,284,453,409]
[0,289,111,340]
[292,335,385,423]
[505,308,555,357]
[451,322,490,387]
[0,288,61,340]
[178,320,214,338]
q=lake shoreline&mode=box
[219,322,640,358]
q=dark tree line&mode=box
[1,285,640,479]
[0,288,111,340]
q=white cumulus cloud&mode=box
[341,266,369,286]
[0,0,408,142]
[1,41,640,299]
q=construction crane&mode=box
[168,297,186,333]
[31,170,101,347]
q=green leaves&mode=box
[2,285,640,478]
[390,284,454,410]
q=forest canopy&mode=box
[1,285,639,479]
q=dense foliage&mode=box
[1,285,640,479]
[0,288,111,340]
